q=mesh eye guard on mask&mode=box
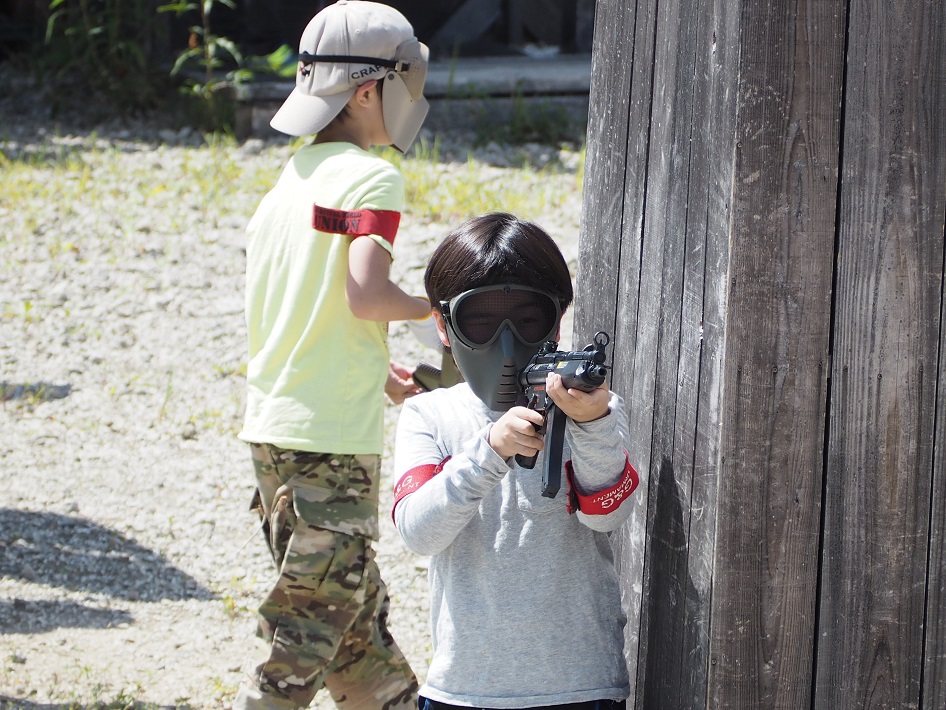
[439,284,561,350]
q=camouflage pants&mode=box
[235,443,418,710]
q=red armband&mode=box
[313,205,401,246]
[392,457,451,522]
[565,454,639,515]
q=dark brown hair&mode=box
[424,212,574,310]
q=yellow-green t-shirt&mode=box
[239,142,404,454]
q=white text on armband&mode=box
[567,455,640,515]
[391,457,452,522]
[590,471,637,509]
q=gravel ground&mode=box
[0,69,584,709]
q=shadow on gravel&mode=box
[0,509,214,611]
[0,599,133,634]
[0,699,189,709]
[0,700,78,710]
[0,382,71,402]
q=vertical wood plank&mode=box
[707,0,845,707]
[575,0,646,345]
[926,256,946,710]
[630,0,741,706]
[918,9,946,710]
[632,0,705,702]
[665,0,741,706]
[814,0,946,706]
[575,0,658,705]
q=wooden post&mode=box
[575,0,946,708]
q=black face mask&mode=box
[440,285,561,411]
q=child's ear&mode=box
[352,79,379,107]
[433,311,451,348]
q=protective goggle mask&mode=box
[440,285,562,410]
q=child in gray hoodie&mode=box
[393,212,640,710]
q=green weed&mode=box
[214,362,247,379]
[160,0,249,132]
[378,142,582,223]
[475,92,581,146]
[0,132,582,285]
[41,0,168,112]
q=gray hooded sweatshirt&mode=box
[393,383,639,708]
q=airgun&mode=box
[515,331,611,498]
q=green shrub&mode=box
[41,0,169,111]
[158,0,249,132]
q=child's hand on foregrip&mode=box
[386,361,423,404]
[488,406,546,460]
[546,373,611,423]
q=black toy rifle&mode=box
[515,331,611,498]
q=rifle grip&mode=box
[514,397,544,469]
[516,452,538,469]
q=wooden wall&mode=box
[574,0,946,708]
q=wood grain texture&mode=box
[631,0,742,707]
[916,7,946,710]
[581,0,944,706]
[575,0,657,706]
[926,248,946,710]
[815,0,946,707]
[707,0,844,708]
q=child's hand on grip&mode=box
[546,373,611,423]
[488,406,546,460]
